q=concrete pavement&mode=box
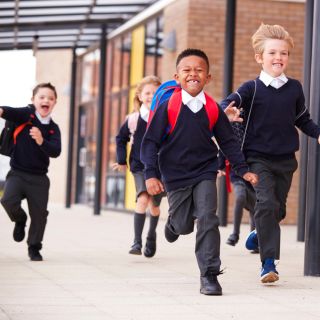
[0,203,319,320]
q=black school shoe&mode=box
[129,241,142,255]
[13,219,27,242]
[226,233,239,246]
[28,246,43,261]
[144,236,156,258]
[200,271,223,296]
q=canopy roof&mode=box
[0,0,158,50]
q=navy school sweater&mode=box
[140,101,249,192]
[1,105,61,175]
[220,78,320,160]
[116,115,148,174]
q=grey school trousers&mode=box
[166,179,221,276]
[1,169,50,250]
[247,156,298,262]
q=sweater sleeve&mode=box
[220,80,255,112]
[213,106,249,178]
[141,103,169,179]
[294,81,320,139]
[115,119,130,165]
[40,123,61,158]
[0,106,32,124]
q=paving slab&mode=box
[0,203,319,320]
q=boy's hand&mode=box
[146,178,164,195]
[243,172,258,186]
[111,163,127,172]
[0,108,3,117]
[29,127,43,145]
[224,101,243,122]
[318,135,320,144]
[217,170,226,177]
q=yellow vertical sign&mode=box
[125,25,145,210]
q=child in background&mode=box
[225,172,255,247]
[0,83,61,261]
[141,49,257,295]
[220,24,320,283]
[113,75,163,258]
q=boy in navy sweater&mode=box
[220,24,320,283]
[141,49,258,295]
[0,83,61,261]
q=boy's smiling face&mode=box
[255,39,289,77]
[174,55,211,97]
[32,87,57,118]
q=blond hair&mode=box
[133,75,161,111]
[251,23,294,55]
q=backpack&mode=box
[0,121,31,157]
[127,111,140,145]
[148,80,219,137]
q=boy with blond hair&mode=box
[221,24,320,283]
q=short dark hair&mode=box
[32,82,57,99]
[176,48,210,70]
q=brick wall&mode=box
[163,0,305,224]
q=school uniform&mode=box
[220,71,320,261]
[115,104,163,206]
[141,89,249,276]
[0,104,61,252]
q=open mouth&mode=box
[41,105,49,111]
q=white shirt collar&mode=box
[181,89,206,113]
[35,111,51,124]
[139,104,150,122]
[259,70,288,89]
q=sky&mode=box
[0,50,36,179]
[0,50,36,107]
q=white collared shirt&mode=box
[139,104,150,122]
[259,70,288,89]
[35,111,51,124]
[181,89,206,113]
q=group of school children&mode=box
[1,23,320,296]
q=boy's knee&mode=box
[1,197,14,211]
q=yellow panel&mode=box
[125,25,145,210]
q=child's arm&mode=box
[115,119,131,166]
[220,80,256,116]
[29,127,44,145]
[224,102,243,122]
[141,103,168,193]
[111,163,127,172]
[242,172,258,186]
[213,106,250,177]
[295,83,320,141]
[145,177,164,195]
[38,124,61,158]
[0,106,31,123]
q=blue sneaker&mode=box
[260,258,279,283]
[245,229,259,251]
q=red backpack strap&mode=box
[13,122,31,144]
[204,92,219,131]
[167,90,219,135]
[167,88,182,135]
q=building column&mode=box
[94,24,107,215]
[304,0,320,276]
[65,47,77,208]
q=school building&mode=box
[1,0,313,225]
